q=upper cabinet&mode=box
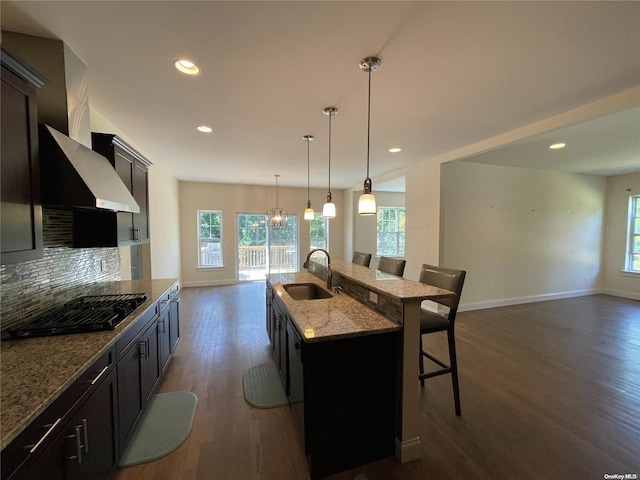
[72,134,151,247]
[0,47,47,265]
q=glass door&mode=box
[268,214,298,275]
[237,214,268,281]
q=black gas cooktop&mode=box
[6,293,148,340]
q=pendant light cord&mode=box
[366,68,371,180]
[328,112,332,194]
[307,139,311,202]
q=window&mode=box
[198,210,223,267]
[310,213,328,251]
[377,207,405,257]
[627,195,640,272]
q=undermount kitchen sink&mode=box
[283,283,333,300]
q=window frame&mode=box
[376,206,405,258]
[626,195,640,273]
[198,210,223,268]
[309,213,329,252]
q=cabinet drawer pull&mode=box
[26,418,62,453]
[132,226,140,241]
[171,297,180,304]
[90,364,110,385]
[82,419,89,454]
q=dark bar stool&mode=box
[418,264,466,416]
[352,251,372,267]
[377,256,406,277]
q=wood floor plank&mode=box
[110,287,640,480]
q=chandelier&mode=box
[267,174,287,229]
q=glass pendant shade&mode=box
[358,193,376,215]
[304,203,315,220]
[323,201,336,218]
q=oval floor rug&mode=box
[119,391,198,468]
[242,362,288,408]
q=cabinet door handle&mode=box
[171,297,180,304]
[138,339,147,358]
[68,425,83,464]
[82,419,89,454]
[158,319,165,333]
[90,364,110,385]
[146,338,150,359]
[26,418,62,453]
[132,226,140,241]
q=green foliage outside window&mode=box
[377,207,405,257]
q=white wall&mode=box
[602,172,640,299]
[440,161,607,309]
[179,181,343,287]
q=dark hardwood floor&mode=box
[111,284,640,480]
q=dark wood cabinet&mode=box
[268,290,397,479]
[71,133,151,247]
[158,301,172,376]
[116,316,160,450]
[169,285,180,353]
[1,348,117,480]
[0,49,46,265]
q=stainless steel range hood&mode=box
[39,125,140,213]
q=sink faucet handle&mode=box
[333,286,343,294]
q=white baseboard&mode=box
[459,288,601,312]
[394,436,422,464]
[599,288,640,301]
[181,279,238,288]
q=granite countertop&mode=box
[324,259,454,302]
[0,278,179,451]
[267,271,400,343]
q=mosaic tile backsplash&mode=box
[0,209,121,335]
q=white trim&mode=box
[394,436,422,464]
[182,279,238,288]
[599,288,640,301]
[458,288,600,311]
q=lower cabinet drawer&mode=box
[1,347,115,480]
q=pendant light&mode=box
[322,107,338,218]
[358,56,381,215]
[303,135,315,220]
[267,174,287,229]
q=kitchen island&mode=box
[267,271,400,479]
[0,278,180,479]
[269,259,455,470]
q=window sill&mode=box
[197,266,224,270]
[621,270,640,277]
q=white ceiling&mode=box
[2,1,639,191]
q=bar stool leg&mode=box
[447,328,461,416]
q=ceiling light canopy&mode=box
[549,142,566,149]
[358,56,381,216]
[322,107,338,219]
[174,59,200,75]
[197,125,212,133]
[303,135,315,221]
[388,147,402,153]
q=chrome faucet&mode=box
[303,248,332,290]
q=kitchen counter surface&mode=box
[267,271,399,343]
[321,259,454,302]
[0,278,179,451]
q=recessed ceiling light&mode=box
[197,125,212,133]
[388,147,402,153]
[174,59,200,75]
[549,142,566,150]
